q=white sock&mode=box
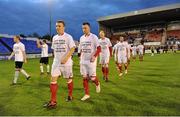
[13,71,19,83]
[21,69,29,78]
[40,65,44,73]
[47,65,50,73]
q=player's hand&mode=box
[90,56,96,62]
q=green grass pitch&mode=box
[0,52,180,116]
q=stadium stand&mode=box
[0,37,52,54]
[97,3,180,46]
[0,42,10,54]
[145,29,163,42]
[167,30,180,39]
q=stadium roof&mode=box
[97,3,180,28]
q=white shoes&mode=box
[81,82,100,101]
[125,70,128,74]
[119,73,123,77]
[81,94,90,101]
[96,82,101,93]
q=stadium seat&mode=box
[0,37,52,54]
[0,42,10,54]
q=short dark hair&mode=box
[43,39,46,43]
[82,22,90,27]
[14,35,21,40]
[56,20,65,26]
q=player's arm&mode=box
[126,47,128,59]
[22,50,27,63]
[109,46,112,57]
[94,46,101,57]
[20,45,27,63]
[115,47,118,62]
[108,39,113,57]
[61,47,75,64]
[90,35,101,62]
[77,44,81,58]
[36,39,42,48]
[8,52,15,60]
[90,46,101,62]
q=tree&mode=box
[42,34,51,41]
[32,32,40,38]
[19,34,26,38]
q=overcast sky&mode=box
[0,0,179,39]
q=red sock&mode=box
[106,67,109,79]
[68,81,73,97]
[125,65,128,70]
[102,67,105,76]
[92,76,99,86]
[118,66,122,73]
[50,83,58,103]
[83,79,89,95]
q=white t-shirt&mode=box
[124,41,131,57]
[41,44,48,57]
[116,42,128,57]
[51,33,75,66]
[79,33,99,64]
[13,42,25,62]
[99,37,112,58]
[131,46,137,53]
[137,45,144,53]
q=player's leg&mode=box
[118,63,123,77]
[127,54,130,65]
[90,76,100,93]
[102,64,106,80]
[13,69,20,84]
[123,57,128,74]
[66,78,73,101]
[45,76,58,108]
[141,54,144,61]
[151,50,154,56]
[104,56,110,81]
[40,58,44,74]
[140,53,143,61]
[47,64,50,74]
[40,63,44,74]
[104,63,109,82]
[100,58,105,80]
[80,64,90,101]
[133,53,136,60]
[114,54,119,71]
[20,68,31,80]
[89,63,100,93]
[118,57,123,77]
[19,62,30,80]
[12,62,21,85]
[45,57,50,74]
[63,66,74,101]
[44,64,60,108]
[105,64,109,81]
[139,54,141,61]
[124,63,128,74]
